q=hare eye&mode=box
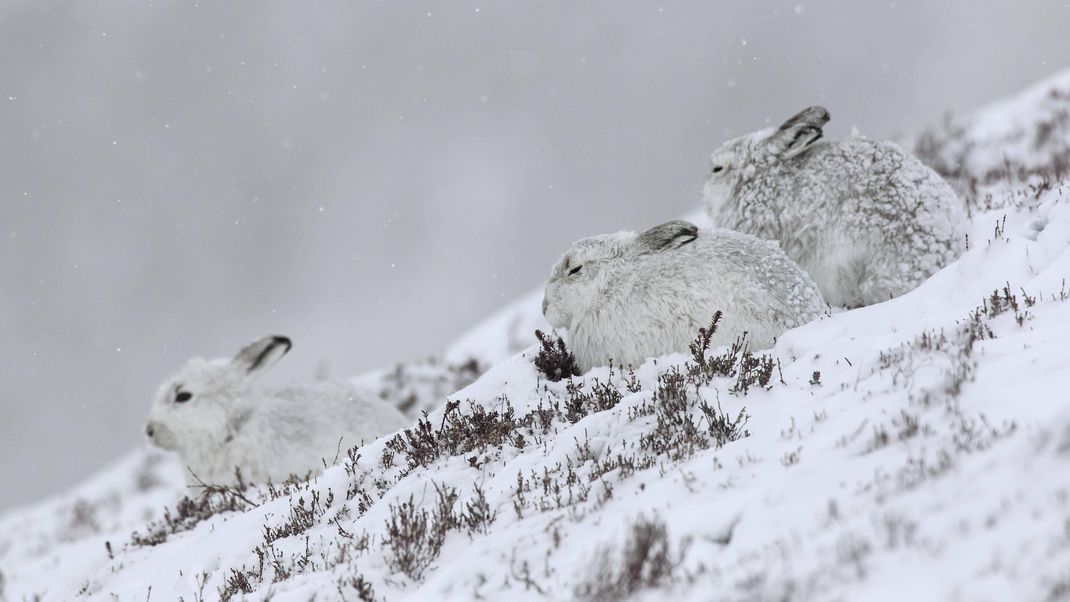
[568,265,583,276]
[175,391,192,403]
[712,165,725,174]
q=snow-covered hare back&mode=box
[703,106,967,307]
[144,335,409,486]
[542,220,825,372]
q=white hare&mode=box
[542,220,825,372]
[704,106,966,307]
[145,335,409,486]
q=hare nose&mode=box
[145,424,155,438]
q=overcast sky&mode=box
[2,1,1068,510]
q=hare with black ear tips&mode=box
[542,220,826,373]
[704,106,966,308]
[144,335,409,486]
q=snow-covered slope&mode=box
[916,67,1070,188]
[3,70,1070,602]
[0,450,186,600]
[347,289,549,419]
[445,287,549,368]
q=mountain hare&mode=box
[542,220,825,372]
[704,106,966,307]
[145,335,409,486]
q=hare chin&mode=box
[804,239,873,308]
[702,180,733,210]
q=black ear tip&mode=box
[236,334,293,373]
[271,336,293,352]
[672,220,699,236]
[782,106,830,130]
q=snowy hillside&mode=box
[4,72,1070,601]
[916,68,1070,192]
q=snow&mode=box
[444,287,548,368]
[3,72,1070,602]
[916,67,1070,185]
[0,450,186,600]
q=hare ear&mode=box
[633,220,699,255]
[232,335,292,376]
[766,106,830,160]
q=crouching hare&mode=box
[542,220,825,372]
[704,106,966,308]
[145,335,409,486]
